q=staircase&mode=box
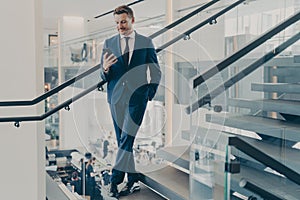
[137,54,300,199]
[1,1,298,199]
[195,57,300,199]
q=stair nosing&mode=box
[228,98,300,116]
[251,82,300,94]
[206,114,300,142]
[139,164,189,200]
[157,146,189,171]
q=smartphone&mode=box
[103,48,113,56]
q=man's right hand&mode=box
[103,52,117,73]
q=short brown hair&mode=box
[113,5,134,18]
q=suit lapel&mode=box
[115,35,125,65]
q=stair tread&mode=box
[235,165,300,200]
[187,126,300,175]
[184,129,300,199]
[272,67,300,77]
[206,114,300,142]
[157,146,189,171]
[228,98,300,116]
[264,56,299,67]
[119,183,166,200]
[252,82,300,94]
[151,132,300,199]
[138,164,189,200]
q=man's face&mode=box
[114,13,134,36]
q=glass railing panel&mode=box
[43,12,165,152]
[189,129,231,200]
[189,18,300,200]
[45,10,169,199]
[223,0,297,56]
[188,0,300,198]
[229,130,300,200]
[189,128,300,199]
[44,46,59,145]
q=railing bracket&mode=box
[225,159,240,174]
[183,34,191,40]
[14,121,20,128]
[203,96,211,107]
[98,86,104,91]
[195,151,200,161]
[64,106,70,111]
[209,18,217,25]
[213,105,222,112]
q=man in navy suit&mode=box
[100,5,161,198]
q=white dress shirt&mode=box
[120,31,135,64]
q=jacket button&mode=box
[122,82,125,86]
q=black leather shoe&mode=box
[119,182,141,196]
[108,184,119,199]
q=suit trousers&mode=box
[109,93,148,185]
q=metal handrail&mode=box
[156,0,247,53]
[149,0,220,39]
[186,32,300,114]
[192,10,300,89]
[0,64,101,106]
[94,0,145,19]
[0,81,106,127]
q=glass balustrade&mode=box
[42,0,300,199]
[189,0,300,199]
[44,12,167,198]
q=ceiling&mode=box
[42,0,297,36]
[43,0,167,34]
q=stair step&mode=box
[187,130,300,199]
[228,98,300,116]
[188,127,300,175]
[138,164,189,200]
[265,56,299,67]
[206,114,300,142]
[118,183,166,200]
[157,146,189,171]
[158,129,300,199]
[234,165,300,200]
[272,67,300,77]
[251,82,300,94]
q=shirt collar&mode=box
[120,31,135,39]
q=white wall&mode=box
[59,16,86,42]
[0,0,44,199]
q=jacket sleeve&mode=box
[147,39,161,101]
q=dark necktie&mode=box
[123,37,130,67]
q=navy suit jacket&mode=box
[100,32,161,105]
